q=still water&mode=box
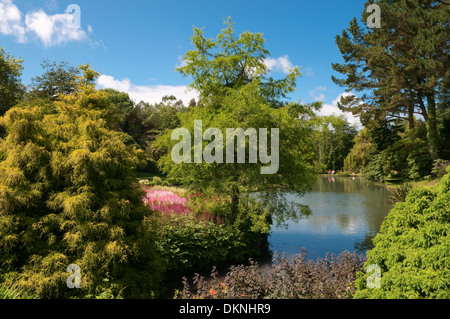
[269,176,393,260]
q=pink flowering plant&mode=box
[142,187,269,276]
[143,188,191,217]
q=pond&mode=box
[268,176,393,261]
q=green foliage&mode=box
[27,60,80,101]
[364,153,386,183]
[432,159,450,178]
[314,115,357,172]
[101,91,189,174]
[102,88,150,148]
[177,17,299,109]
[156,82,317,225]
[344,127,374,174]
[0,272,35,299]
[367,118,402,153]
[156,20,317,228]
[0,47,24,116]
[332,0,449,161]
[437,101,450,160]
[156,96,183,131]
[363,121,432,182]
[388,183,413,204]
[354,167,450,299]
[157,216,259,276]
[0,282,22,299]
[0,66,163,298]
[155,196,270,276]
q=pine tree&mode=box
[332,0,450,160]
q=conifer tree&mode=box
[332,0,449,160]
[0,65,162,298]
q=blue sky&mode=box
[1,0,369,125]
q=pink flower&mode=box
[142,187,225,224]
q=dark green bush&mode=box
[364,153,387,182]
[432,159,450,178]
[364,124,432,183]
[156,214,268,277]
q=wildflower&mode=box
[210,289,216,296]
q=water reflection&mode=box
[269,176,392,260]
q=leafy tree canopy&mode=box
[157,20,318,227]
[0,47,24,116]
[177,17,300,109]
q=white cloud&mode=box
[25,9,86,47]
[316,92,362,128]
[263,55,296,74]
[314,93,325,102]
[0,0,26,42]
[310,86,328,101]
[96,74,199,105]
[0,0,88,47]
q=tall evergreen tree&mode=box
[332,0,449,160]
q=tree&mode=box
[314,115,357,172]
[332,0,450,161]
[437,95,450,160]
[154,95,184,131]
[101,88,149,147]
[177,17,300,109]
[344,127,374,174]
[156,20,317,227]
[28,60,80,101]
[0,47,24,116]
[354,167,450,299]
[361,118,432,182]
[0,65,162,298]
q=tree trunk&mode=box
[408,103,415,130]
[426,94,439,161]
[230,187,240,223]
